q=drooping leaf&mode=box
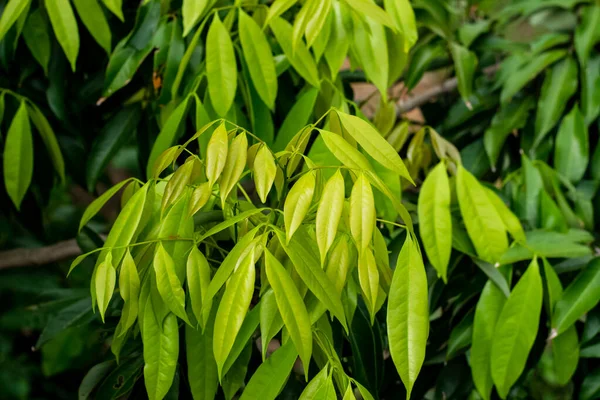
[299,365,336,399]
[22,9,51,75]
[3,101,33,210]
[554,105,589,183]
[46,0,80,71]
[551,325,580,386]
[186,247,212,329]
[349,173,376,252]
[118,250,140,333]
[95,253,115,323]
[182,0,207,36]
[154,243,190,324]
[206,14,237,116]
[582,54,600,125]
[0,0,31,42]
[316,169,345,263]
[319,129,374,172]
[352,15,389,101]
[358,248,379,323]
[574,4,600,66]
[284,171,315,242]
[102,0,123,21]
[253,145,277,203]
[484,188,525,244]
[205,123,228,186]
[449,42,478,106]
[72,0,111,54]
[344,0,394,28]
[384,0,417,51]
[186,306,219,400]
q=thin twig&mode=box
[0,239,82,270]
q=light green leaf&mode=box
[205,123,228,186]
[485,188,525,244]
[213,251,256,378]
[551,325,579,386]
[456,165,508,263]
[387,234,428,399]
[95,252,115,323]
[72,0,111,54]
[358,249,379,322]
[384,0,417,51]
[222,306,260,377]
[284,171,315,242]
[101,0,123,21]
[491,258,543,399]
[79,179,134,231]
[533,57,578,147]
[266,0,297,25]
[318,129,374,172]
[521,153,543,228]
[187,247,212,329]
[274,88,318,147]
[182,0,207,36]
[575,5,600,66]
[253,145,277,203]
[154,243,190,324]
[189,182,212,217]
[323,1,348,79]
[316,169,345,263]
[238,340,298,400]
[336,111,413,183]
[344,0,394,28]
[196,208,267,242]
[206,14,237,116]
[118,250,140,333]
[554,105,589,183]
[0,0,30,41]
[418,162,451,282]
[219,132,248,204]
[265,249,313,374]
[553,258,600,335]
[270,17,320,87]
[186,309,219,400]
[471,279,507,400]
[299,365,336,399]
[239,10,278,109]
[22,9,51,75]
[3,101,33,210]
[352,16,388,101]
[304,0,332,48]
[259,289,283,359]
[449,42,478,106]
[349,173,375,252]
[46,0,80,71]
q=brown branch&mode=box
[0,239,82,270]
[395,64,500,117]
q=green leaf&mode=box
[384,0,417,51]
[101,0,123,21]
[316,169,345,263]
[483,97,534,168]
[37,297,93,348]
[358,249,379,322]
[87,106,142,191]
[154,243,190,324]
[273,88,318,151]
[458,20,490,47]
[352,16,389,101]
[205,122,228,186]
[79,360,115,400]
[284,171,315,242]
[344,0,394,28]
[447,310,474,360]
[491,258,543,399]
[551,325,579,386]
[206,14,237,116]
[79,179,134,231]
[471,279,507,400]
[95,252,115,322]
[554,105,589,183]
[3,101,33,210]
[304,0,332,48]
[0,0,30,41]
[238,340,298,400]
[253,145,277,203]
[119,250,140,333]
[25,103,65,182]
[239,10,278,109]
[213,251,256,379]
[553,258,600,335]
[387,234,428,399]
[323,1,348,79]
[485,188,525,244]
[186,308,219,400]
[449,42,478,106]
[182,0,207,36]
[521,153,543,228]
[299,365,336,399]
[456,165,508,263]
[147,97,191,178]
[221,306,260,377]
[259,289,283,359]
[46,0,80,71]
[533,57,578,147]
[143,300,179,400]
[499,230,593,265]
[103,44,154,98]
[22,9,51,75]
[349,173,375,252]
[72,0,111,54]
[270,17,320,87]
[319,129,374,172]
[187,247,212,329]
[581,368,600,400]
[418,162,451,282]
[265,249,313,373]
[582,55,600,125]
[575,4,600,66]
[500,50,567,103]
[336,111,413,183]
[218,132,247,201]
[197,208,267,242]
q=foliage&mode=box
[2,0,600,399]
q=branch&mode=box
[0,239,82,270]
[395,64,500,117]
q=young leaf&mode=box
[304,0,331,48]
[188,182,212,216]
[485,188,525,244]
[284,171,316,242]
[118,250,140,333]
[3,101,33,210]
[154,243,190,324]
[205,123,229,186]
[387,234,428,399]
[323,1,348,79]
[491,258,543,399]
[95,253,116,323]
[574,4,600,66]
[471,279,507,400]
[101,0,123,21]
[344,0,394,28]
[206,14,237,116]
[187,247,212,329]
[259,289,283,359]
[182,0,207,36]
[418,162,451,282]
[265,250,313,374]
[299,365,336,399]
[219,132,248,205]
[554,105,589,183]
[213,251,256,378]
[0,0,31,42]
[253,145,277,203]
[533,57,578,147]
[316,169,345,263]
[358,249,379,323]
[72,0,111,54]
[46,0,80,71]
[352,15,389,101]
[384,0,417,51]
[349,174,375,252]
[456,165,507,263]
[239,10,278,109]
[336,111,413,183]
[162,158,200,211]
[553,258,600,335]
[449,42,478,106]
[319,129,374,172]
